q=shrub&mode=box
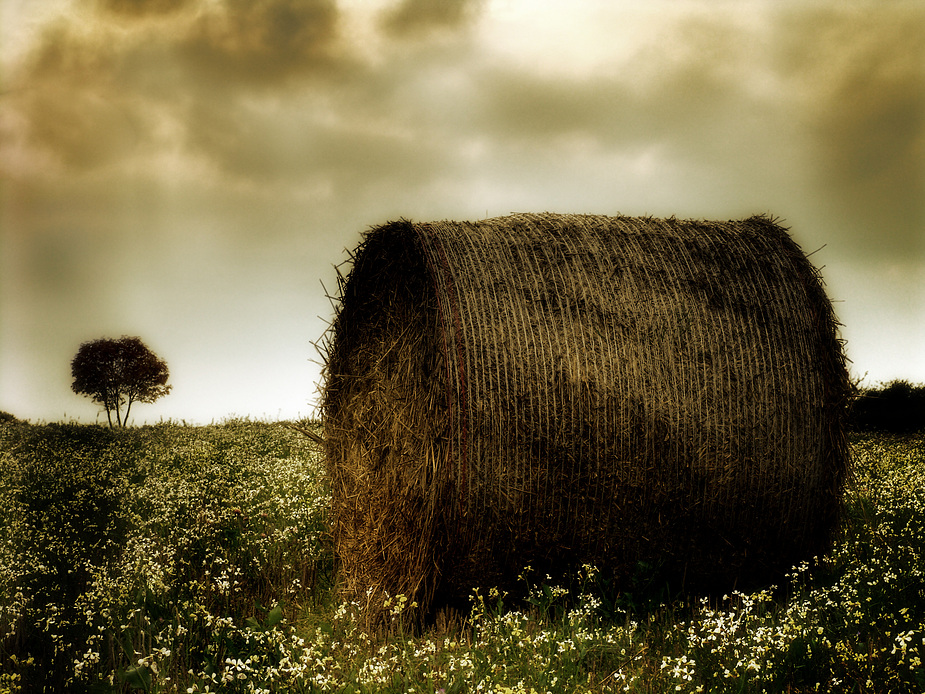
[850,380,925,434]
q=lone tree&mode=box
[71,336,172,428]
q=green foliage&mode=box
[1,423,923,692]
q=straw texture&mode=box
[321,213,851,618]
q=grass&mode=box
[0,420,923,693]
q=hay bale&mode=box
[321,213,851,617]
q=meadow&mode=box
[0,418,922,693]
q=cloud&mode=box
[2,0,494,200]
[97,0,194,17]
[1,0,355,176]
[462,23,793,198]
[0,31,125,171]
[178,0,344,87]
[3,0,921,259]
[459,6,924,260]
[381,0,484,37]
[780,6,925,257]
[175,92,452,197]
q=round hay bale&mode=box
[321,213,851,617]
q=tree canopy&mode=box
[71,336,171,427]
[849,380,925,434]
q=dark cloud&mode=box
[471,71,622,140]
[462,38,789,210]
[7,0,921,256]
[2,0,487,194]
[777,6,925,258]
[1,0,489,184]
[459,7,923,261]
[178,93,450,194]
[381,0,484,37]
[179,0,344,87]
[6,24,148,170]
[97,0,193,17]
[2,0,350,174]
[465,11,782,157]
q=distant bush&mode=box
[0,412,18,424]
[849,380,925,433]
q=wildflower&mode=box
[892,631,913,656]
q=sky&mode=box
[1,0,923,424]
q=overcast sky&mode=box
[1,0,923,424]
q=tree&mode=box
[71,336,172,428]
[849,379,925,434]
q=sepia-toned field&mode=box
[1,419,922,693]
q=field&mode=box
[0,419,923,693]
